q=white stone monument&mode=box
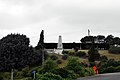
[54,35,63,55]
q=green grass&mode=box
[99,50,120,61]
[79,50,120,61]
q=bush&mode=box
[65,57,86,76]
[22,66,30,77]
[74,47,79,52]
[75,51,86,57]
[50,55,58,60]
[39,59,58,74]
[100,55,108,61]
[62,50,69,54]
[56,60,62,64]
[104,66,116,73]
[15,71,24,79]
[0,75,3,80]
[36,72,63,80]
[52,68,77,79]
[97,59,120,73]
[116,66,120,72]
[61,54,68,60]
[109,45,120,54]
[107,59,119,67]
[85,68,95,76]
[1,72,10,80]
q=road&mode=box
[76,72,120,80]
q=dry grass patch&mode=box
[99,50,120,61]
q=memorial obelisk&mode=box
[55,35,63,55]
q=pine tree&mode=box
[88,37,100,66]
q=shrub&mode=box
[0,75,3,80]
[88,39,101,62]
[1,72,10,80]
[75,51,86,57]
[15,71,24,79]
[61,54,68,60]
[39,59,58,74]
[22,66,30,77]
[104,66,116,73]
[85,68,95,76]
[109,45,120,54]
[56,60,62,64]
[74,47,79,52]
[62,50,69,54]
[50,55,58,60]
[116,66,120,72]
[36,72,63,80]
[52,68,77,79]
[68,51,75,56]
[65,57,86,76]
[100,55,108,61]
[97,59,120,73]
[107,59,119,67]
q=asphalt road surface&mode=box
[76,72,120,80]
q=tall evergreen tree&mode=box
[36,30,44,50]
[88,37,100,66]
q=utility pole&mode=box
[11,69,13,80]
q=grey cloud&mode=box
[0,0,120,46]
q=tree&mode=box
[36,30,44,50]
[105,35,114,45]
[80,36,97,43]
[88,37,100,65]
[97,35,105,43]
[0,34,37,71]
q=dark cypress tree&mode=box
[88,37,100,66]
[36,30,44,50]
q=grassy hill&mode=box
[80,50,120,61]
[1,50,120,80]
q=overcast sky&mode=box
[0,0,120,46]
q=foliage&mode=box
[97,59,120,73]
[116,66,120,72]
[38,59,58,74]
[21,66,30,77]
[52,68,77,79]
[0,34,32,71]
[104,66,116,73]
[74,47,79,52]
[56,60,62,64]
[61,54,68,60]
[50,55,58,60]
[62,50,69,54]
[81,36,94,43]
[0,72,10,80]
[100,55,108,61]
[65,57,86,76]
[36,72,63,80]
[109,45,120,54]
[0,75,3,80]
[0,33,46,72]
[36,30,44,50]
[88,37,100,63]
[75,51,86,57]
[85,68,95,76]
[105,35,114,45]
